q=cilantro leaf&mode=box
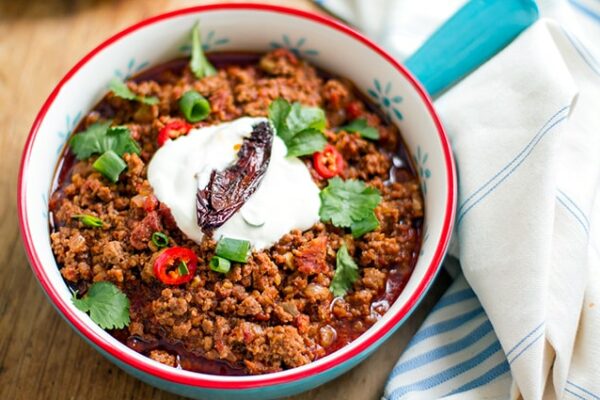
[267,98,327,157]
[103,126,142,157]
[286,102,326,136]
[69,121,111,160]
[350,211,379,237]
[190,22,216,79]
[109,78,136,101]
[69,122,140,160]
[268,98,292,141]
[285,128,328,158]
[72,282,130,330]
[319,177,381,228]
[330,244,360,297]
[340,118,379,140]
[109,78,159,105]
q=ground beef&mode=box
[295,236,328,275]
[49,49,424,375]
[149,350,176,367]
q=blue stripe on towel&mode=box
[557,189,590,235]
[566,388,589,400]
[506,321,544,357]
[390,320,494,377]
[557,195,590,235]
[567,381,600,400]
[509,330,544,363]
[569,0,600,23]
[445,360,511,395]
[429,288,476,314]
[558,189,591,227]
[457,107,570,226]
[561,27,600,76]
[389,341,503,399]
[407,307,485,348]
[457,106,569,216]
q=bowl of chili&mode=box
[18,4,455,399]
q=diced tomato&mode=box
[143,195,158,212]
[157,120,192,147]
[346,101,362,120]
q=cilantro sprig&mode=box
[190,22,216,79]
[349,212,379,238]
[109,78,158,105]
[319,177,381,236]
[330,244,360,297]
[268,98,327,157]
[340,118,379,140]
[69,121,140,182]
[69,121,140,160]
[72,282,130,330]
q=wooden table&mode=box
[0,1,450,398]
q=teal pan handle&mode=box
[404,0,539,97]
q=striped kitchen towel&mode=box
[384,275,512,399]
[316,0,600,399]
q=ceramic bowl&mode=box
[18,4,456,399]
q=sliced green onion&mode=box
[350,212,379,237]
[72,214,103,228]
[179,90,210,122]
[215,237,250,263]
[209,256,231,274]
[151,232,169,248]
[178,260,190,276]
[93,150,127,183]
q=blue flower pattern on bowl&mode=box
[368,79,403,121]
[41,193,48,220]
[414,146,431,195]
[56,112,82,155]
[179,30,230,54]
[114,58,150,79]
[270,35,319,58]
[53,111,82,218]
[420,224,429,256]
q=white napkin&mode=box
[316,1,600,399]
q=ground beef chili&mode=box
[49,49,424,375]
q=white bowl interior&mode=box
[22,7,451,382]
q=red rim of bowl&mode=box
[17,2,456,390]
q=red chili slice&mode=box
[153,247,198,285]
[313,144,344,179]
[157,120,192,147]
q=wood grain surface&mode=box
[0,1,450,398]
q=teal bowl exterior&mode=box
[18,3,456,399]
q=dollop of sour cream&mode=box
[147,117,321,250]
